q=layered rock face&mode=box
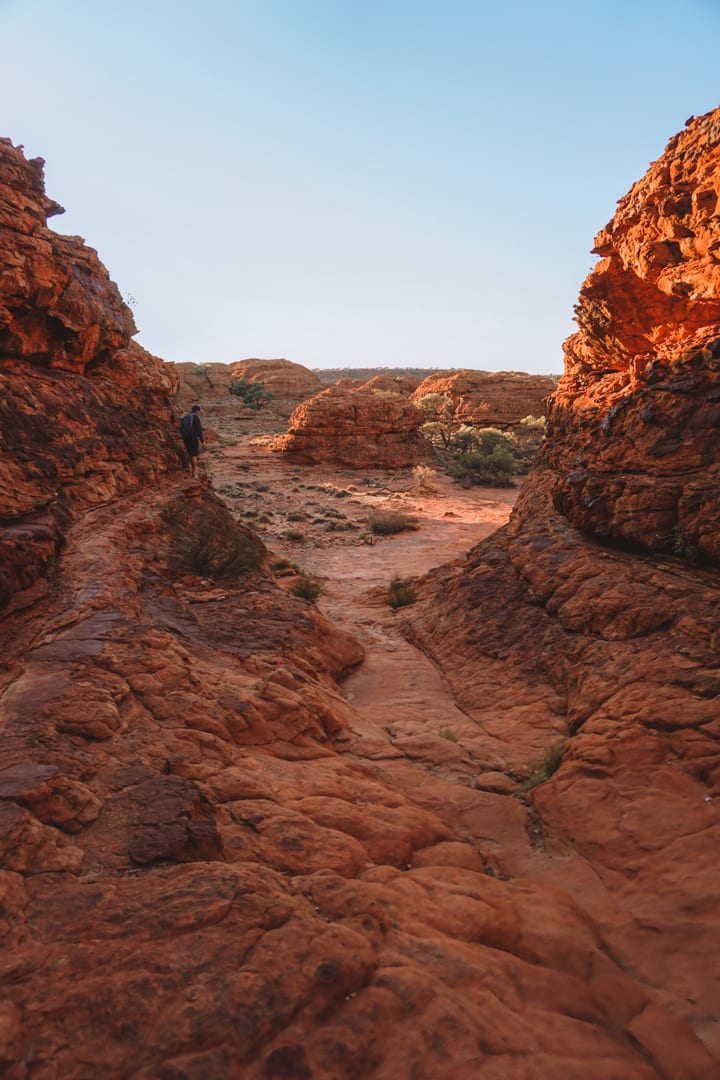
[276,385,434,467]
[546,110,720,558]
[0,139,181,612]
[405,109,720,1066]
[412,369,555,427]
[231,357,324,400]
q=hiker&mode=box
[180,404,204,477]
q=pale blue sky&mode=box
[2,0,719,373]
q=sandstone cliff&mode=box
[0,139,181,613]
[276,385,434,467]
[546,111,720,559]
[412,369,556,428]
[403,108,720,1067]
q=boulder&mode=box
[412,369,555,427]
[276,386,433,467]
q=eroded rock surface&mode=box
[412,369,556,427]
[404,109,720,1067]
[1,133,718,1080]
[0,138,181,613]
[546,110,720,558]
[277,385,434,468]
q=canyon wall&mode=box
[0,138,181,613]
[545,111,720,558]
[405,108,720,1065]
[412,369,556,428]
[1,130,718,1079]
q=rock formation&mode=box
[359,373,419,396]
[276,385,434,467]
[545,112,720,560]
[0,138,180,614]
[412,369,556,427]
[173,358,323,420]
[403,109,720,1068]
[1,126,719,1079]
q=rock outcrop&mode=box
[0,139,181,613]
[231,357,323,401]
[412,369,555,427]
[276,385,434,467]
[403,108,720,1067]
[544,111,720,560]
[2,129,719,1079]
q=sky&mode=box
[1,0,719,375]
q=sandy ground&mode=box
[205,433,524,780]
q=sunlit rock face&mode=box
[544,110,720,560]
[404,107,720,1066]
[277,385,434,467]
[0,139,180,612]
[411,369,556,427]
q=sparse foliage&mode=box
[164,497,264,579]
[231,378,273,409]
[412,465,438,493]
[520,742,564,793]
[386,576,417,609]
[292,574,322,601]
[368,510,420,535]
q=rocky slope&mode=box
[0,138,180,614]
[276,385,434,468]
[412,369,556,428]
[404,108,720,1066]
[1,131,718,1080]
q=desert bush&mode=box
[368,510,420,535]
[284,528,307,543]
[439,727,459,743]
[292,574,322,601]
[447,428,519,487]
[164,497,264,579]
[412,465,438,493]
[520,742,564,792]
[192,363,209,377]
[520,415,546,431]
[286,510,308,522]
[270,557,295,572]
[230,378,273,409]
[386,576,417,609]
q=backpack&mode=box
[180,413,195,439]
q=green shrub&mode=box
[292,574,322,601]
[164,497,264,579]
[369,510,420,535]
[192,363,209,377]
[520,742,564,793]
[447,430,520,487]
[386,576,417,609]
[230,377,273,409]
[270,557,295,572]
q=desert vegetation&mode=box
[164,496,264,579]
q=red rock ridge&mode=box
[412,369,556,427]
[545,109,720,558]
[0,140,181,612]
[403,109,720,1066]
[276,385,433,467]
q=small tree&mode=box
[447,428,520,487]
[231,378,273,409]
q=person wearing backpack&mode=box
[180,404,204,477]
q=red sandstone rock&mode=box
[402,109,720,1068]
[231,358,323,400]
[0,140,181,611]
[359,373,419,396]
[277,386,434,467]
[412,369,556,427]
[545,108,720,559]
[1,132,718,1079]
